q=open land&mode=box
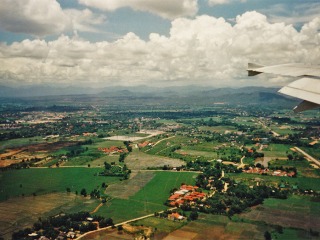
[0,193,80,239]
[0,91,320,239]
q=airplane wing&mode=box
[247,63,320,112]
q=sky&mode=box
[0,0,319,88]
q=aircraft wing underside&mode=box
[247,63,320,112]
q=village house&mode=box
[168,212,185,221]
[138,141,153,148]
[243,167,296,177]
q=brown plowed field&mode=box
[0,141,78,167]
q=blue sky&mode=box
[0,0,319,88]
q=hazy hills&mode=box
[0,85,298,107]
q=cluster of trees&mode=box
[100,161,131,179]
[189,163,289,217]
[193,163,241,189]
[123,141,132,152]
[192,181,288,217]
[287,153,304,161]
[12,212,113,240]
[119,152,128,162]
[245,148,264,158]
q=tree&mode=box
[264,231,271,240]
[104,162,111,170]
[80,188,87,197]
[189,211,198,221]
[117,225,123,232]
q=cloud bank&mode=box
[0,12,319,87]
[78,0,198,20]
[0,0,105,36]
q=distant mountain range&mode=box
[0,85,298,107]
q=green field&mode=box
[270,126,296,135]
[263,144,293,157]
[0,169,198,223]
[134,216,187,233]
[96,171,198,223]
[0,167,120,201]
[125,151,184,170]
[0,137,47,150]
[198,125,237,133]
[239,195,320,235]
[262,195,320,214]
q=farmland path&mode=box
[237,156,246,169]
[146,136,175,152]
[90,203,103,214]
[76,207,177,240]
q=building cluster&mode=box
[138,141,153,148]
[168,185,206,207]
[243,167,296,177]
[168,212,184,221]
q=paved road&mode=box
[294,147,320,167]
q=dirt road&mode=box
[76,207,177,239]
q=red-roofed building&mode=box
[138,141,150,148]
[169,194,181,201]
[168,213,184,221]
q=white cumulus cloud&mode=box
[0,0,70,36]
[0,11,319,88]
[0,0,106,36]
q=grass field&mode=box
[0,168,120,201]
[134,216,187,233]
[262,144,293,158]
[96,171,198,223]
[182,141,221,152]
[159,213,266,240]
[270,126,296,135]
[198,126,237,133]
[90,155,119,167]
[125,151,184,170]
[0,192,90,239]
[240,195,320,232]
[0,137,46,150]
[262,195,320,214]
